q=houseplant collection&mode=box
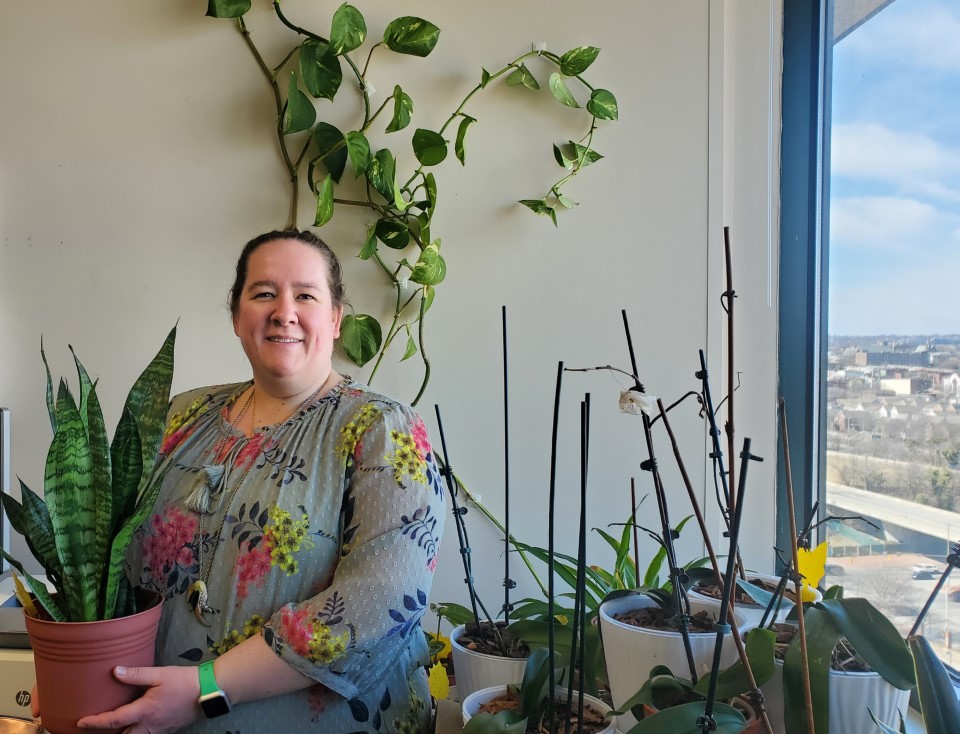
[0,327,176,734]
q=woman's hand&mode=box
[76,665,201,734]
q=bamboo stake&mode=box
[778,397,816,734]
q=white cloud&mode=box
[841,0,960,72]
[832,122,960,190]
[830,195,956,250]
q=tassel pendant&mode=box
[184,465,226,514]
[187,580,215,627]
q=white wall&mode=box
[0,1,782,616]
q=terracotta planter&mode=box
[26,596,162,734]
[762,659,911,734]
[598,594,752,732]
[461,684,617,733]
[450,624,528,702]
[687,572,823,626]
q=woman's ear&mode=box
[331,305,344,339]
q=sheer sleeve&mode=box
[262,400,445,699]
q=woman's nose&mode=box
[271,294,298,325]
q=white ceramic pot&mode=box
[762,659,911,734]
[598,594,752,731]
[687,572,823,626]
[450,624,528,702]
[461,684,617,733]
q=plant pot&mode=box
[598,594,752,732]
[450,624,528,702]
[762,659,911,734]
[25,595,162,734]
[687,572,823,626]
[461,684,617,733]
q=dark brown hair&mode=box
[228,229,345,316]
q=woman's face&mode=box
[232,238,343,390]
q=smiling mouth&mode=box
[267,337,301,343]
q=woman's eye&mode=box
[297,294,316,300]
[252,292,274,299]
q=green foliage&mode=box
[783,598,915,734]
[204,3,617,404]
[0,328,177,622]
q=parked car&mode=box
[912,569,936,580]
[824,563,845,577]
[949,586,960,603]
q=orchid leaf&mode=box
[431,602,474,627]
[908,634,960,734]
[626,700,746,734]
[462,711,526,734]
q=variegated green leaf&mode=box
[559,46,600,76]
[383,16,440,57]
[366,148,396,202]
[69,345,94,432]
[1,480,59,576]
[110,407,142,536]
[83,383,113,618]
[345,130,370,176]
[339,314,383,367]
[300,38,342,100]
[548,73,579,108]
[329,3,366,55]
[587,88,618,120]
[386,86,413,133]
[506,64,539,91]
[455,115,475,165]
[314,174,335,227]
[205,0,250,18]
[283,73,316,134]
[410,242,445,285]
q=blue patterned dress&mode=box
[127,379,445,733]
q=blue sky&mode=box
[828,0,960,335]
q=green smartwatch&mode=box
[198,660,232,718]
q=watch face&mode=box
[199,691,232,718]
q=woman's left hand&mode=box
[76,664,201,733]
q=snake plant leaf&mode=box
[587,88,619,120]
[68,345,94,431]
[410,242,445,286]
[83,382,113,618]
[386,86,413,133]
[2,480,59,577]
[506,64,540,91]
[40,338,55,435]
[314,174,334,227]
[283,73,316,135]
[310,121,348,183]
[455,115,476,165]
[383,17,440,58]
[694,626,776,699]
[110,407,142,535]
[45,390,98,621]
[339,314,382,367]
[367,148,397,203]
[626,700,746,734]
[375,218,410,250]
[559,46,600,76]
[205,0,250,18]
[412,129,447,167]
[817,598,915,690]
[345,131,370,177]
[548,73,580,108]
[299,39,342,100]
[329,3,366,56]
[0,555,66,622]
[120,325,176,498]
[908,634,960,734]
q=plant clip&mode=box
[640,458,657,472]
[696,714,718,731]
[503,578,517,589]
[675,569,688,584]
[713,622,731,634]
[455,506,468,516]
[463,575,474,584]
[459,545,472,555]
[745,688,766,707]
[501,603,515,613]
[695,369,707,380]
[439,464,454,478]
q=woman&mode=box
[74,230,445,733]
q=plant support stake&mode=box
[546,360,564,729]
[501,305,515,624]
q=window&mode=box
[781,0,960,666]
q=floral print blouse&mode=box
[127,378,445,733]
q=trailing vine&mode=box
[205,1,617,405]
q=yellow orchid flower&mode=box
[428,661,450,700]
[796,541,827,602]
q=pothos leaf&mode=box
[300,39,342,100]
[401,330,417,361]
[480,67,491,88]
[358,227,377,261]
[205,0,250,18]
[375,218,410,250]
[367,149,397,202]
[548,73,579,108]
[313,175,334,227]
[412,128,447,166]
[283,73,316,134]
[506,64,540,91]
[587,88,619,120]
[386,85,413,133]
[410,242,445,285]
[329,3,366,56]
[310,121,347,182]
[339,314,382,367]
[519,199,557,226]
[383,16,440,57]
[345,131,371,176]
[559,45,600,76]
[455,115,476,165]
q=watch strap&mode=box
[198,660,221,696]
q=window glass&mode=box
[825,0,960,666]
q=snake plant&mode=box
[0,326,176,622]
